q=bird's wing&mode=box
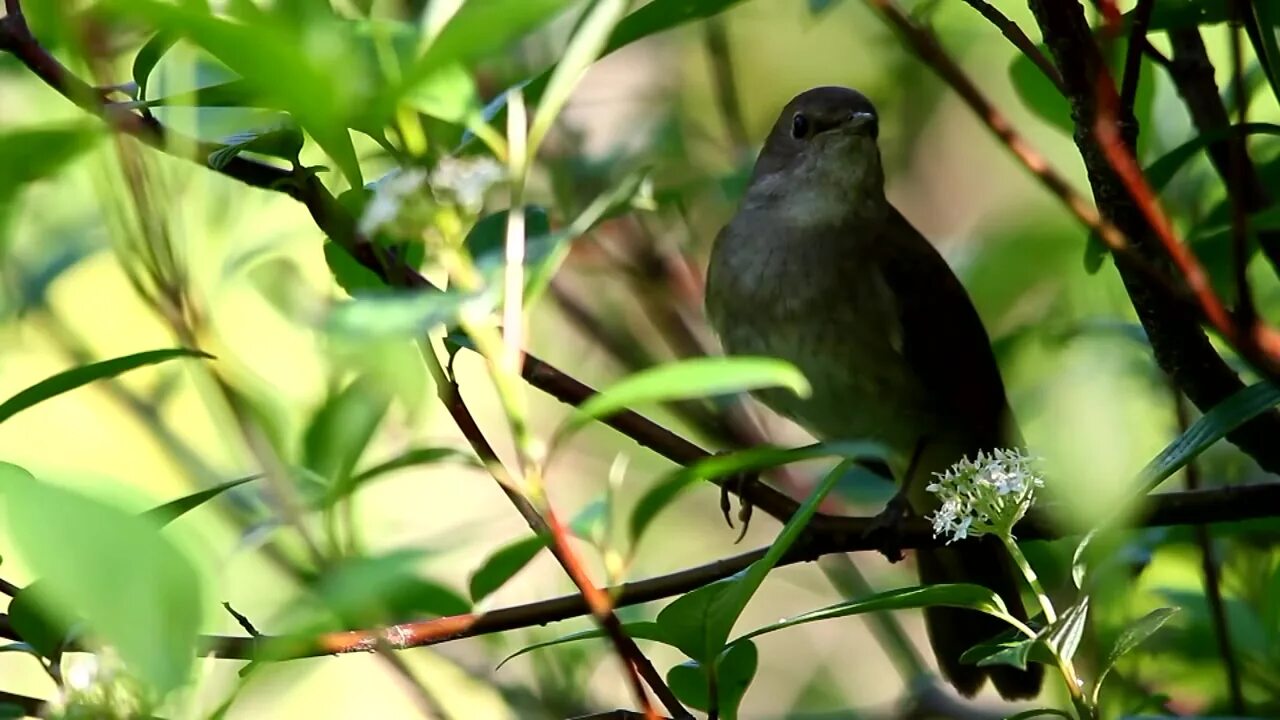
[874,206,1011,447]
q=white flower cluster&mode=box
[926,447,1044,543]
[430,155,505,210]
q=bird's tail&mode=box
[916,537,1044,699]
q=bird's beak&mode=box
[844,111,877,135]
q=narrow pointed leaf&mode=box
[495,621,668,670]
[0,348,211,425]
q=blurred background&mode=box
[0,0,1278,717]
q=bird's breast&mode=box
[706,221,933,451]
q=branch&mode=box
[957,0,1065,95]
[1165,28,1280,290]
[2,483,1267,662]
[1022,0,1280,475]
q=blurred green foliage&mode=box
[0,0,1277,718]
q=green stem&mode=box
[1000,535,1095,720]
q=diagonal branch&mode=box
[957,0,1064,94]
[857,0,1280,475]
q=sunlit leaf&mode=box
[557,357,810,448]
[350,447,478,487]
[141,475,259,526]
[468,535,545,603]
[401,0,573,108]
[527,0,629,154]
[132,32,180,99]
[324,286,492,338]
[304,375,391,504]
[207,124,304,170]
[495,621,669,670]
[704,460,858,658]
[629,442,882,546]
[0,348,211,425]
[734,584,1019,645]
[0,463,201,694]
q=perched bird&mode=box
[704,86,1043,699]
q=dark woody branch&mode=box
[3,482,1274,661]
[1023,0,1280,474]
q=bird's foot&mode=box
[862,492,914,563]
[719,472,755,544]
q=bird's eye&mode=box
[791,113,810,140]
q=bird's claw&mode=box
[719,473,755,543]
[863,492,914,563]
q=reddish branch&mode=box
[4,482,1275,661]
[886,0,1280,476]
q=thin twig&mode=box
[1226,0,1253,325]
[1174,393,1246,715]
[1119,0,1154,107]
[958,0,1065,94]
[703,17,749,150]
[422,346,686,719]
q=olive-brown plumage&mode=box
[705,87,1043,699]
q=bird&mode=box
[704,86,1044,699]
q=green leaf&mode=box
[404,63,480,124]
[1136,0,1231,31]
[524,167,650,303]
[0,463,202,694]
[1253,3,1280,106]
[1044,597,1090,662]
[602,0,753,57]
[557,357,810,448]
[304,550,469,629]
[464,0,753,136]
[0,125,100,215]
[527,0,630,154]
[208,124,304,170]
[400,0,574,106]
[132,32,180,99]
[105,1,370,185]
[666,640,758,719]
[141,475,258,526]
[324,241,386,296]
[1009,47,1071,134]
[7,581,64,661]
[0,705,24,720]
[350,447,478,487]
[705,459,862,658]
[735,584,1019,645]
[629,441,881,546]
[1004,710,1074,720]
[495,621,669,670]
[468,535,546,603]
[324,286,491,338]
[972,637,1035,670]
[655,577,740,662]
[468,502,608,602]
[1095,607,1180,693]
[304,375,392,503]
[1145,123,1280,192]
[1135,380,1280,492]
[0,348,211,425]
[465,207,552,270]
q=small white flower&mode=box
[925,447,1044,543]
[430,156,505,210]
[359,168,429,235]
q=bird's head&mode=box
[744,86,885,225]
